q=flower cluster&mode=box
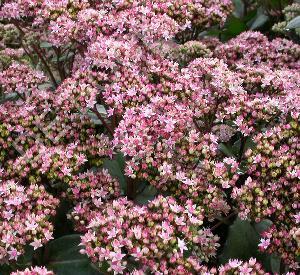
[214,31,300,70]
[218,258,270,274]
[84,35,182,114]
[67,169,121,232]
[0,23,20,47]
[5,144,88,183]
[0,0,233,45]
[152,0,233,30]
[259,225,299,270]
[272,3,300,37]
[232,120,300,267]
[0,24,23,70]
[80,196,219,274]
[114,95,236,218]
[0,62,45,95]
[166,40,213,66]
[0,180,58,263]
[53,74,99,111]
[129,257,271,274]
[0,88,112,174]
[10,266,54,275]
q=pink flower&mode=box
[60,166,72,176]
[294,213,300,224]
[110,250,126,262]
[25,220,39,231]
[8,248,21,260]
[11,266,54,275]
[107,228,119,240]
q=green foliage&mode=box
[103,152,126,193]
[249,8,269,30]
[219,218,281,273]
[0,264,12,275]
[134,184,157,205]
[216,0,271,40]
[287,15,300,28]
[219,218,264,263]
[45,235,102,275]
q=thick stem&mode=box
[211,211,237,231]
[16,91,25,101]
[92,106,114,136]
[12,21,57,87]
[239,135,247,161]
[126,176,136,200]
[279,259,286,274]
[54,47,67,81]
[31,44,58,88]
[193,118,202,132]
[21,42,36,66]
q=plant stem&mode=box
[126,176,136,200]
[31,44,58,88]
[211,211,237,231]
[92,106,114,136]
[239,135,247,161]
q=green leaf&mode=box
[16,245,34,268]
[230,137,256,158]
[115,152,125,173]
[205,29,222,37]
[103,152,126,192]
[270,255,281,274]
[219,143,234,157]
[0,264,13,275]
[250,12,269,30]
[38,83,53,90]
[237,160,248,175]
[40,42,53,48]
[227,16,247,36]
[0,92,17,103]
[45,235,102,275]
[58,52,75,62]
[219,218,262,264]
[135,185,157,205]
[219,218,279,272]
[232,0,245,18]
[243,10,257,22]
[52,200,74,238]
[244,137,256,152]
[232,139,242,156]
[254,219,272,234]
[286,16,300,29]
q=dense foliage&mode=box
[0,0,299,274]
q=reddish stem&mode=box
[92,106,114,136]
[31,44,58,88]
[211,212,237,231]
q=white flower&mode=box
[228,259,242,268]
[177,238,188,254]
[30,239,43,250]
[258,238,270,250]
[131,225,142,240]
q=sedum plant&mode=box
[0,0,299,274]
